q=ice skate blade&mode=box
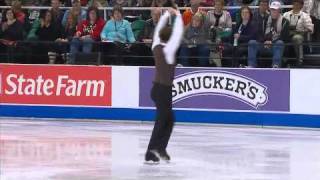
[162,159,170,164]
[144,160,160,165]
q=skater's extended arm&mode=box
[152,11,170,50]
[163,10,183,65]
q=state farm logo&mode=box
[5,74,105,97]
[0,65,112,106]
[172,70,268,109]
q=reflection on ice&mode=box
[1,119,320,180]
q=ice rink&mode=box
[1,118,320,180]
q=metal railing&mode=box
[0,5,293,21]
[1,40,319,67]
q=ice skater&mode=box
[145,7,184,164]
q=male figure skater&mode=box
[145,8,184,164]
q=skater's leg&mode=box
[147,84,174,161]
[159,110,174,151]
[146,83,174,161]
[157,109,174,161]
[147,83,165,151]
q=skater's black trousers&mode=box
[147,82,174,152]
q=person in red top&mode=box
[11,0,25,24]
[182,0,204,26]
[69,6,105,64]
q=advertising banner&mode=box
[0,64,112,106]
[139,68,290,112]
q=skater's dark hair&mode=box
[159,26,172,43]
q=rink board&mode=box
[0,64,320,128]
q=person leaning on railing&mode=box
[283,0,314,66]
[247,1,290,68]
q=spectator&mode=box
[252,0,269,43]
[303,0,312,13]
[100,5,136,64]
[35,9,62,64]
[0,9,24,63]
[136,0,153,7]
[227,0,258,22]
[63,0,72,6]
[0,0,6,23]
[100,5,135,43]
[142,8,161,42]
[50,0,64,26]
[269,0,291,5]
[25,0,40,25]
[175,0,188,6]
[36,10,61,42]
[247,1,290,68]
[179,12,210,66]
[200,0,214,6]
[182,0,202,26]
[62,0,86,28]
[107,0,137,18]
[109,0,136,7]
[131,0,153,20]
[283,0,314,65]
[53,10,78,63]
[88,0,106,7]
[69,6,105,64]
[60,11,78,42]
[310,0,320,50]
[80,0,89,6]
[231,6,256,67]
[11,0,26,24]
[152,0,177,7]
[206,0,232,43]
[40,0,51,6]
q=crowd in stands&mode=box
[0,0,319,67]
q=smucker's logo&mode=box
[172,70,268,109]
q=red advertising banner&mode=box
[0,64,112,106]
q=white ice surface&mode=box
[0,118,320,180]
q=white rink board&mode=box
[112,66,139,108]
[111,66,320,115]
[290,69,320,115]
